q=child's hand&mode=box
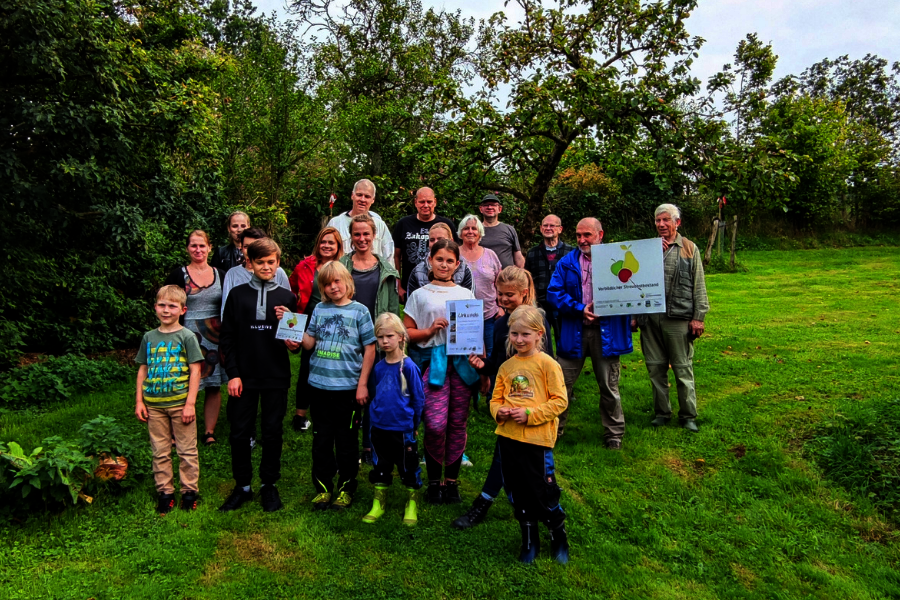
[509,407,529,424]
[181,403,196,424]
[285,339,300,351]
[274,306,290,320]
[496,407,511,422]
[479,375,491,395]
[135,401,148,423]
[356,383,369,406]
[468,354,484,369]
[228,377,243,398]
[429,318,448,336]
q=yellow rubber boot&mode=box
[362,485,388,523]
[403,488,418,526]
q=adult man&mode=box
[547,218,632,448]
[392,187,456,301]
[478,194,524,269]
[328,179,394,260]
[637,204,709,433]
[525,214,574,345]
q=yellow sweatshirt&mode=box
[490,352,568,448]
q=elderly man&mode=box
[392,187,456,301]
[328,179,394,260]
[525,214,574,346]
[478,194,524,268]
[547,218,632,448]
[637,204,709,433]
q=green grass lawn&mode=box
[2,247,899,599]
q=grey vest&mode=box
[667,239,696,320]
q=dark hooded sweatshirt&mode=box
[220,275,298,389]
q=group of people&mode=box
[134,178,709,565]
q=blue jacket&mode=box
[369,356,425,432]
[547,249,633,360]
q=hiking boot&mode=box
[157,493,176,516]
[679,418,699,433]
[425,481,444,505]
[180,492,198,511]
[443,480,462,504]
[518,521,540,564]
[292,414,310,432]
[362,486,388,523]
[605,439,622,450]
[403,488,419,526]
[650,416,670,427]
[331,490,353,511]
[311,492,331,511]
[451,495,493,530]
[218,487,253,512]
[548,522,570,564]
[260,485,283,513]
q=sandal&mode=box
[201,432,217,446]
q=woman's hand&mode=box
[429,318,448,336]
[468,354,484,370]
[509,407,529,424]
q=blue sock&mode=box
[242,485,251,493]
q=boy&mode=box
[135,285,204,515]
[219,238,299,512]
[219,227,292,319]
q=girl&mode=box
[163,230,226,446]
[491,305,569,564]
[211,211,250,272]
[362,313,426,526]
[403,239,479,505]
[453,266,554,530]
[301,261,377,511]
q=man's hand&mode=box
[509,407,529,424]
[356,383,369,406]
[479,375,491,395]
[689,319,704,337]
[583,304,598,324]
[135,401,149,423]
[181,403,196,424]
[228,377,243,398]
[285,339,300,351]
[398,285,406,302]
[662,237,671,252]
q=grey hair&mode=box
[655,203,681,220]
[458,214,485,238]
[353,178,377,197]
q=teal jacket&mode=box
[340,253,400,319]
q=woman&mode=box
[164,230,227,445]
[287,226,344,432]
[210,211,250,272]
[406,223,476,298]
[339,213,400,465]
[458,214,503,359]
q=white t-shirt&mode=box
[403,283,476,348]
[327,210,395,259]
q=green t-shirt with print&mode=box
[135,327,204,408]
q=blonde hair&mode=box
[228,211,251,228]
[374,312,410,395]
[187,229,210,247]
[156,285,187,308]
[505,305,546,356]
[317,260,356,300]
[429,222,454,240]
[495,266,537,307]
[350,213,377,235]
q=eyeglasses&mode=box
[541,224,561,228]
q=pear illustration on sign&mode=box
[610,245,640,283]
[287,315,299,328]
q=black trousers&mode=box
[425,454,462,482]
[311,388,361,495]
[369,427,422,489]
[227,388,287,487]
[497,436,566,528]
[293,348,313,411]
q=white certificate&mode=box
[446,299,484,356]
[275,311,308,342]
[590,238,667,316]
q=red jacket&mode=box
[288,255,317,313]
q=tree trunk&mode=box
[704,218,719,265]
[730,215,738,269]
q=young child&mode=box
[135,285,204,515]
[219,238,299,513]
[491,305,569,564]
[302,261,376,511]
[453,266,554,530]
[362,313,426,526]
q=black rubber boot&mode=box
[518,521,540,564]
[451,495,493,529]
[548,522,570,564]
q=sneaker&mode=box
[605,439,622,451]
[157,493,176,515]
[679,418,700,433]
[180,492,198,511]
[444,480,462,504]
[461,453,474,468]
[359,450,374,467]
[260,485,283,512]
[425,481,443,505]
[331,491,353,511]
[312,492,332,511]
[292,415,310,432]
[218,487,253,512]
[451,495,493,529]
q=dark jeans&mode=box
[362,404,371,450]
[294,348,313,411]
[538,300,561,351]
[425,454,462,482]
[227,388,288,487]
[481,438,509,501]
[311,388,361,496]
[483,316,496,359]
[498,437,565,527]
[369,427,422,489]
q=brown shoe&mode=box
[605,439,622,450]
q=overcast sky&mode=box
[254,0,900,88]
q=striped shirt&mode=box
[307,301,376,390]
[135,328,204,408]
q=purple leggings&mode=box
[422,363,470,470]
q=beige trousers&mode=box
[147,406,199,494]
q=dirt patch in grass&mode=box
[556,473,586,505]
[199,531,306,585]
[853,516,898,545]
[731,563,757,589]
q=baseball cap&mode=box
[479,193,501,206]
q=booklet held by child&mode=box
[275,312,308,342]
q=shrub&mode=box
[0,437,95,506]
[78,415,150,479]
[0,355,134,407]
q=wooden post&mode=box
[704,218,719,265]
[730,214,738,269]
